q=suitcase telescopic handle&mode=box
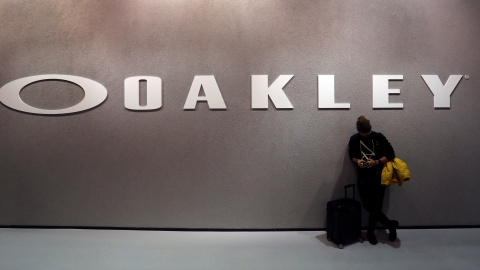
[344,184,355,200]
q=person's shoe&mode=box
[388,220,399,242]
[367,231,378,245]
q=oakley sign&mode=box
[0,74,463,115]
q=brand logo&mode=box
[0,74,465,115]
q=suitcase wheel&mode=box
[338,243,344,249]
[359,237,364,243]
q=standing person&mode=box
[348,116,399,245]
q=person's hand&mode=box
[357,160,366,168]
[366,159,375,167]
[358,159,374,168]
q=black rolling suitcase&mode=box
[327,184,363,249]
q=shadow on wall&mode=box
[331,147,357,202]
[302,147,358,228]
[300,146,356,228]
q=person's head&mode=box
[356,116,372,137]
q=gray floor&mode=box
[0,228,479,270]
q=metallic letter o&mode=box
[0,74,107,115]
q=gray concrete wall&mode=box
[0,0,479,228]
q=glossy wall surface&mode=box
[0,0,479,228]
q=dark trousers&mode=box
[357,171,391,232]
